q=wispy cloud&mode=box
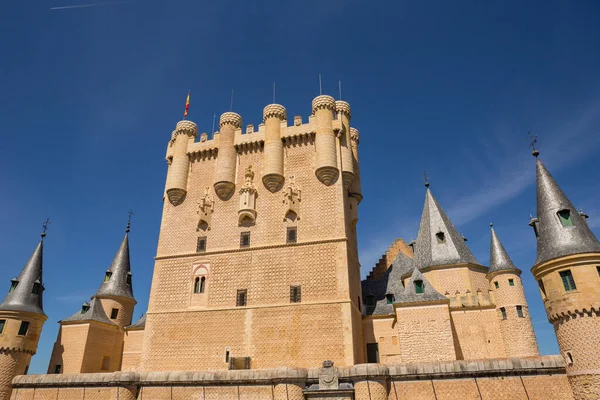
[50,0,137,10]
[446,98,600,225]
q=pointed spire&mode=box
[94,221,136,302]
[488,224,520,275]
[533,157,600,266]
[397,268,446,303]
[413,187,482,270]
[0,233,46,316]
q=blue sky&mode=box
[1,0,599,374]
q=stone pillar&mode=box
[312,95,338,186]
[165,120,198,206]
[214,112,242,199]
[262,104,287,192]
[335,101,354,189]
[350,364,389,400]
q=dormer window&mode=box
[81,303,90,314]
[557,209,574,227]
[414,280,424,294]
[126,273,132,286]
[31,282,41,295]
[9,279,18,293]
[436,232,445,244]
[385,294,395,304]
[104,272,112,282]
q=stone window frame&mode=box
[516,305,524,318]
[191,264,210,296]
[559,269,577,292]
[196,236,207,253]
[18,321,29,336]
[286,226,297,244]
[500,307,507,320]
[110,308,119,320]
[494,281,499,289]
[508,279,515,286]
[240,232,251,248]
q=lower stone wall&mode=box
[11,356,575,400]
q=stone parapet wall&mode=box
[12,356,574,399]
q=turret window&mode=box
[436,232,446,244]
[9,280,18,292]
[110,308,119,319]
[18,321,30,336]
[508,279,515,286]
[516,305,524,318]
[236,289,247,306]
[494,281,499,289]
[126,273,132,286]
[196,236,207,253]
[414,280,424,294]
[54,365,62,374]
[559,270,577,292]
[290,285,301,303]
[500,307,507,320]
[0,319,5,334]
[557,209,574,227]
[32,282,41,295]
[286,227,297,244]
[240,232,250,248]
[386,294,395,304]
[104,272,112,282]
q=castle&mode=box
[1,95,599,399]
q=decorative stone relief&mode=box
[197,187,214,231]
[318,360,339,390]
[238,166,258,225]
[283,175,301,221]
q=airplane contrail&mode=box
[50,0,137,10]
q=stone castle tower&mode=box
[529,152,600,399]
[0,232,47,400]
[140,95,363,371]
[48,223,137,374]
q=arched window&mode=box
[194,277,200,294]
[436,232,446,243]
[558,209,574,227]
[200,277,206,293]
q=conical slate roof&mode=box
[534,157,600,266]
[488,225,521,275]
[61,297,115,325]
[413,188,482,270]
[95,232,135,302]
[0,238,45,316]
[126,313,146,330]
[397,268,447,304]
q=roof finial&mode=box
[489,222,493,227]
[126,210,134,233]
[319,74,322,95]
[528,130,539,157]
[423,170,430,187]
[41,218,51,238]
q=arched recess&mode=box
[190,264,209,308]
[197,219,209,232]
[284,210,298,223]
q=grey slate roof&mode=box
[126,313,146,330]
[0,238,45,316]
[397,268,447,304]
[61,297,115,325]
[362,252,414,315]
[488,226,521,275]
[413,188,483,270]
[533,157,600,266]
[94,232,135,302]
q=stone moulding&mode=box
[13,356,566,389]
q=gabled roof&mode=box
[488,225,521,275]
[94,232,135,302]
[534,157,600,266]
[61,297,115,325]
[0,238,45,316]
[413,188,482,270]
[397,268,447,304]
[126,313,146,330]
[362,252,414,315]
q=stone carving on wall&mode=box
[239,166,258,225]
[318,360,339,390]
[198,187,214,231]
[283,175,301,221]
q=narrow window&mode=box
[494,281,499,289]
[516,305,524,318]
[538,279,547,298]
[200,277,206,293]
[500,307,507,320]
[104,272,112,282]
[24,365,29,375]
[225,349,230,363]
[240,232,250,248]
[101,356,110,371]
[366,343,380,363]
[508,279,515,287]
[193,277,200,294]
[54,365,62,374]
[567,352,574,365]
[126,273,132,286]
[560,270,577,292]
[81,304,90,314]
[18,321,30,336]
[236,289,247,306]
[533,224,539,238]
[386,294,395,304]
[0,319,5,334]
[196,236,207,253]
[290,285,301,303]
[558,209,574,227]
[414,280,424,294]
[9,280,18,292]
[32,282,41,295]
[110,308,119,319]
[436,232,446,243]
[358,296,361,312]
[286,227,297,244]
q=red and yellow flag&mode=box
[183,91,190,118]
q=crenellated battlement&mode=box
[448,289,495,309]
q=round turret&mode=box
[262,104,287,192]
[312,95,339,186]
[165,120,198,206]
[214,112,242,199]
[335,101,355,189]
